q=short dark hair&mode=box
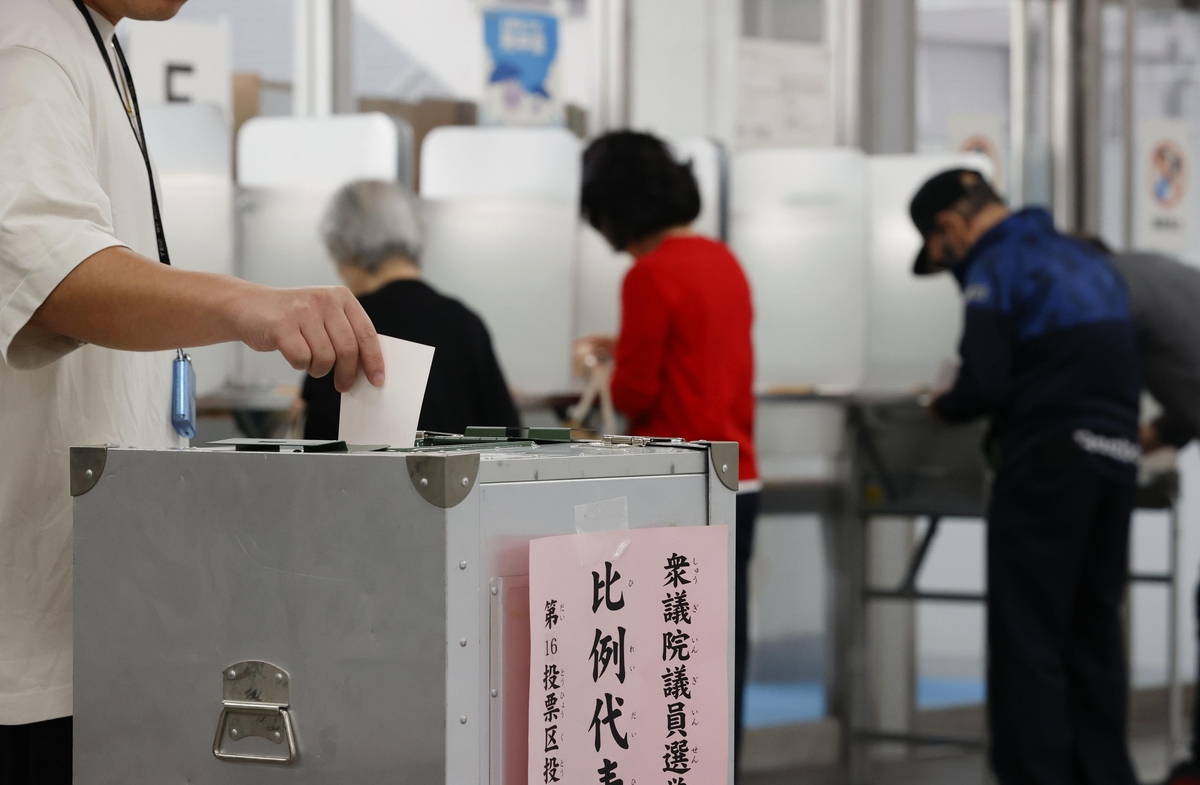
[580,131,701,251]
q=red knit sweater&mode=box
[610,235,759,483]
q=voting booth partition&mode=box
[70,437,736,783]
[729,150,992,397]
[417,141,988,402]
[222,122,985,404]
[234,114,415,389]
[730,148,869,393]
[419,127,582,397]
[861,154,990,391]
[140,103,235,396]
[732,151,990,486]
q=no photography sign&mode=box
[1138,118,1192,252]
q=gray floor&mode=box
[743,732,1176,785]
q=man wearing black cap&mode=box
[911,170,1141,785]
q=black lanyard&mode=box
[73,0,170,266]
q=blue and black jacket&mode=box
[932,208,1141,479]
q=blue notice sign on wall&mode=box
[482,9,562,127]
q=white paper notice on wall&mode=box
[736,39,833,149]
[949,112,1007,196]
[337,336,434,448]
[119,18,231,113]
[1137,118,1192,253]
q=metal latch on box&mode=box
[213,661,297,764]
[600,435,686,448]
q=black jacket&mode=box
[302,279,520,438]
[932,209,1141,479]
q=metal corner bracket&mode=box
[406,451,482,508]
[70,445,110,497]
[703,441,739,493]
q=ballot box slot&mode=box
[208,438,351,453]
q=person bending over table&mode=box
[299,180,519,438]
[912,169,1141,785]
[574,130,761,769]
[1078,241,1200,785]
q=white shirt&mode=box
[0,0,181,724]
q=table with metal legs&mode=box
[839,400,1184,783]
[761,394,1184,784]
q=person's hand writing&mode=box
[574,334,616,360]
[572,334,616,379]
[234,286,385,393]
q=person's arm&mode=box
[610,265,670,421]
[0,47,382,392]
[27,246,384,392]
[932,268,1014,423]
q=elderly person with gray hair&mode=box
[300,180,519,437]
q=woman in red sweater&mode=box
[577,131,760,766]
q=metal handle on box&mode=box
[213,660,297,765]
[213,703,297,764]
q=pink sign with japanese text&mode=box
[529,525,730,785]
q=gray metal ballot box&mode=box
[70,431,737,784]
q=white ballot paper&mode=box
[338,336,435,448]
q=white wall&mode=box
[915,2,1009,152]
[629,0,739,143]
[356,0,745,138]
[353,0,482,100]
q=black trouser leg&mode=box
[1065,475,1138,785]
[1193,580,1200,762]
[734,491,760,774]
[987,448,1136,785]
[0,717,72,785]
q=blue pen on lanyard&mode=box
[172,349,196,440]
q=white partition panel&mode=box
[863,154,992,391]
[672,137,726,240]
[141,103,233,395]
[575,136,727,340]
[236,113,408,388]
[421,127,582,396]
[238,114,403,187]
[575,225,631,339]
[730,147,868,391]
